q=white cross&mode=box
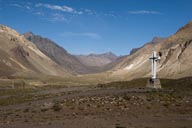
[149,51,160,79]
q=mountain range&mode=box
[23,32,118,74]
[75,52,117,67]
[0,21,192,80]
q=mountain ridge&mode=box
[0,24,68,78]
[111,20,192,80]
[24,32,118,74]
[130,37,166,55]
[74,52,118,67]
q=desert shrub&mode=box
[115,123,126,128]
[41,108,49,112]
[23,108,29,113]
[52,103,62,112]
[13,79,26,89]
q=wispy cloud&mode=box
[51,13,67,22]
[9,2,117,23]
[11,3,31,10]
[84,9,97,16]
[128,10,162,15]
[25,5,31,10]
[61,32,101,39]
[10,2,117,19]
[34,12,44,16]
[36,3,83,15]
[10,3,70,22]
[35,3,115,17]
[104,13,116,18]
[83,8,117,18]
[11,4,22,8]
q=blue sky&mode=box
[0,0,192,55]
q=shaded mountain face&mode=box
[75,52,118,67]
[111,21,192,80]
[0,25,67,78]
[24,32,118,74]
[24,32,91,74]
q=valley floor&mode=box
[0,79,192,128]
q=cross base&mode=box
[146,78,162,89]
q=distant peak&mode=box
[185,20,192,27]
[0,24,21,37]
[152,36,160,41]
[105,51,114,55]
[176,20,192,34]
[189,20,192,24]
[104,52,117,57]
[23,31,34,36]
[87,52,116,57]
[151,37,165,44]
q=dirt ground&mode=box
[0,82,192,128]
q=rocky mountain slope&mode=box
[111,21,192,80]
[129,37,166,55]
[24,32,118,74]
[24,32,92,74]
[0,25,68,78]
[75,52,118,67]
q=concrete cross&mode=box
[149,51,161,79]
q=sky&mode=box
[0,0,192,55]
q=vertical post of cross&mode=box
[149,51,160,79]
[147,51,162,89]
